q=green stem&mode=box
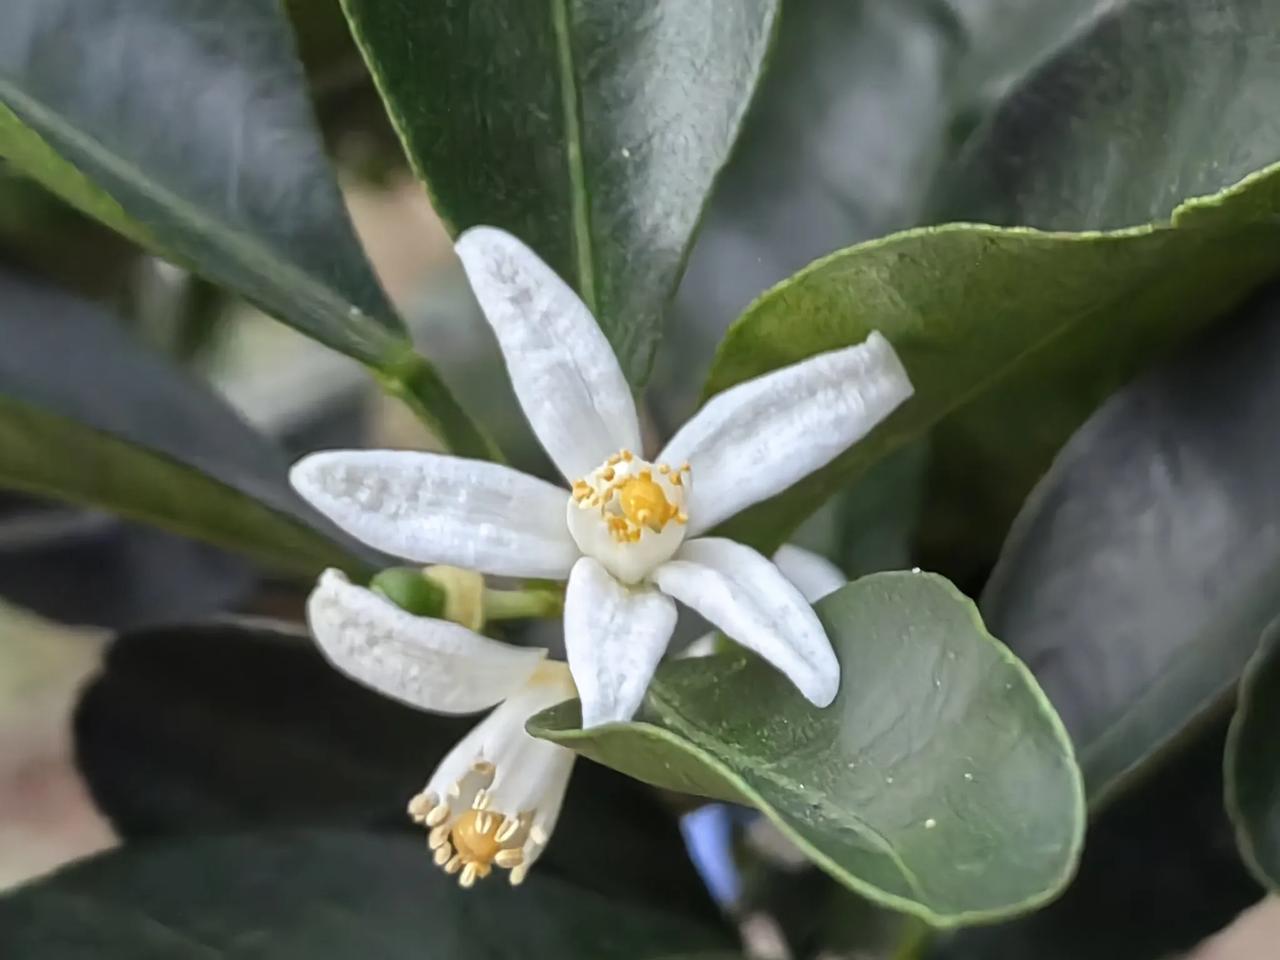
[891,919,935,960]
[483,587,563,621]
[375,349,501,462]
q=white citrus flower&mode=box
[291,227,913,728]
[307,569,576,887]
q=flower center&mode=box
[566,450,691,583]
[408,760,535,888]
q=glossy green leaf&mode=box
[981,286,1280,803]
[937,0,1280,232]
[340,0,778,385]
[922,0,1280,574]
[1226,617,1280,891]
[936,717,1260,960]
[74,619,719,921]
[0,272,363,578]
[0,0,489,457]
[532,572,1084,926]
[703,161,1280,553]
[0,830,730,959]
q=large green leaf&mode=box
[0,830,730,959]
[980,285,1280,803]
[0,0,489,457]
[934,718,1260,960]
[533,572,1084,926]
[73,618,719,921]
[0,272,363,578]
[1226,617,1280,890]
[921,0,1280,574]
[937,0,1280,232]
[702,161,1280,553]
[340,0,778,385]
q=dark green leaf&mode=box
[933,717,1259,960]
[0,0,490,456]
[0,272,363,578]
[937,0,1280,232]
[1226,617,1280,890]
[922,0,1280,575]
[702,161,1280,553]
[75,620,719,921]
[0,0,396,362]
[341,0,779,385]
[0,498,254,629]
[0,830,730,959]
[533,572,1084,926]
[981,284,1280,803]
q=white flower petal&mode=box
[652,538,840,707]
[772,544,846,603]
[306,569,546,714]
[420,662,577,878]
[565,557,677,727]
[660,332,913,535]
[456,227,641,481]
[291,450,579,579]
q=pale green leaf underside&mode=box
[532,572,1085,927]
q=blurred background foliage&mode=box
[3,0,1280,957]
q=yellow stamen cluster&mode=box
[571,450,690,544]
[407,760,535,888]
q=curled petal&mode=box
[307,569,545,714]
[565,557,677,727]
[653,538,839,707]
[661,332,913,535]
[291,450,579,579]
[416,662,577,883]
[456,227,641,481]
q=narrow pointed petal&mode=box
[772,544,846,603]
[456,227,641,481]
[564,557,677,727]
[661,332,913,535]
[306,570,546,713]
[291,450,579,579]
[652,539,839,707]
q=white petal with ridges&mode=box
[290,450,579,579]
[652,538,840,707]
[660,332,913,535]
[456,227,641,481]
[773,544,847,603]
[306,569,545,713]
[565,557,677,727]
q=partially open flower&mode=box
[292,227,914,730]
[307,569,576,887]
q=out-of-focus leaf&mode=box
[932,718,1260,960]
[0,499,253,629]
[702,163,1280,553]
[0,830,731,959]
[0,0,489,456]
[1226,617,1280,890]
[75,619,718,921]
[533,572,1084,927]
[981,284,1280,802]
[923,0,1280,574]
[340,0,778,385]
[655,0,964,428]
[0,272,363,578]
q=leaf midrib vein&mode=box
[549,0,598,313]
